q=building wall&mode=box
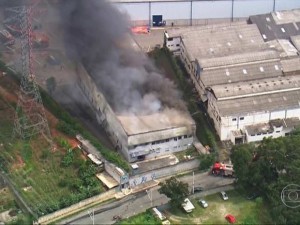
[76,64,130,160]
[128,136,193,161]
[76,64,196,162]
[206,89,300,141]
[164,34,181,52]
[245,126,293,142]
[113,0,300,26]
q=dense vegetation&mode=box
[231,132,300,225]
[158,176,189,207]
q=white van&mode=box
[152,207,166,221]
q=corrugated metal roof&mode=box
[198,50,279,69]
[166,21,247,38]
[216,89,300,116]
[201,60,282,87]
[249,11,300,42]
[182,23,265,61]
[117,109,195,136]
[211,76,300,100]
[290,35,300,51]
[281,57,300,73]
[272,9,300,25]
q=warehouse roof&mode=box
[165,21,247,39]
[201,60,282,87]
[267,39,298,57]
[215,89,300,117]
[281,57,300,74]
[198,49,279,69]
[117,109,195,144]
[181,23,265,61]
[291,35,300,51]
[249,10,300,42]
[211,76,300,100]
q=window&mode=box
[240,117,244,120]
[176,44,180,46]
[152,142,155,145]
[166,139,169,142]
[184,135,187,138]
[276,131,280,133]
[232,118,237,121]
[174,137,177,141]
[178,136,182,140]
[167,38,173,41]
[165,148,169,152]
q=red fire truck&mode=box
[211,161,235,177]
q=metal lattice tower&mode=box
[13,4,52,142]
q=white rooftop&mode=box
[181,23,266,62]
[211,76,300,100]
[117,109,195,136]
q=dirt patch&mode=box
[11,155,25,170]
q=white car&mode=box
[198,199,208,208]
[220,191,229,200]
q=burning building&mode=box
[60,0,196,162]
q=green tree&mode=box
[46,76,56,96]
[231,135,300,225]
[158,176,189,207]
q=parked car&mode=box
[193,186,204,193]
[220,191,229,200]
[198,199,208,208]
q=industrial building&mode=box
[76,63,196,163]
[165,8,300,144]
[111,0,300,26]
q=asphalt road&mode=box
[61,172,234,225]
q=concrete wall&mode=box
[128,158,199,188]
[113,0,300,26]
[36,188,116,225]
[76,64,130,160]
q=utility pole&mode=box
[192,171,195,194]
[146,189,153,207]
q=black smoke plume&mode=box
[59,0,187,115]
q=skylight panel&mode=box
[243,69,248,74]
[259,67,264,72]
